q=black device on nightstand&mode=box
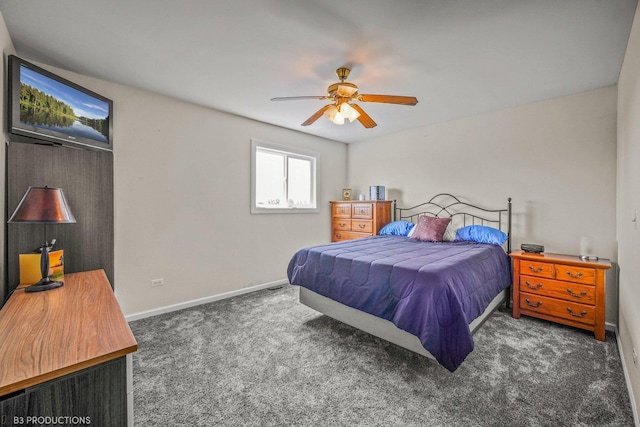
[521,243,544,253]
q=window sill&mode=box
[251,207,319,214]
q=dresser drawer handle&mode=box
[528,266,545,273]
[335,233,342,239]
[339,223,346,227]
[566,271,583,279]
[567,307,588,318]
[525,281,542,290]
[358,224,366,229]
[567,288,587,298]
[525,298,542,308]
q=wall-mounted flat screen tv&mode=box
[8,55,113,151]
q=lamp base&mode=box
[25,278,63,293]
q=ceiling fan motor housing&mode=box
[328,82,358,97]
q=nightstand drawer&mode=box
[351,220,373,233]
[520,275,595,305]
[555,264,596,285]
[520,260,554,278]
[334,219,351,231]
[519,292,595,325]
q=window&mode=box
[251,139,318,213]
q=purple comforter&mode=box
[287,235,511,371]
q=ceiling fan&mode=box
[271,67,418,128]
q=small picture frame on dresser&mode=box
[342,188,352,201]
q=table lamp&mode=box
[8,186,76,292]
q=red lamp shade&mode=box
[8,186,76,224]
[7,186,76,292]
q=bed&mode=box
[287,194,512,372]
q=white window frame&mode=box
[250,139,319,214]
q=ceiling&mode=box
[0,0,636,143]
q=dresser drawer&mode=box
[520,275,595,305]
[511,251,611,341]
[520,260,554,278]
[519,292,595,325]
[554,264,596,285]
[351,203,373,219]
[330,200,392,243]
[332,203,352,218]
[334,219,351,231]
[333,230,370,241]
[351,220,373,233]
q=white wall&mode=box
[112,89,346,315]
[348,87,619,323]
[8,64,347,316]
[617,1,640,418]
[0,11,15,303]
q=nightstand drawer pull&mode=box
[566,271,583,279]
[339,223,346,227]
[567,288,587,298]
[528,266,544,273]
[525,298,542,308]
[358,224,366,229]
[525,281,542,290]
[567,307,588,318]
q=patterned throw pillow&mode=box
[409,215,451,242]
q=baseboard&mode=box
[125,279,289,322]
[615,325,640,427]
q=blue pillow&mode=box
[455,225,507,245]
[379,221,416,236]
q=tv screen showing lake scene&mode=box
[19,64,110,145]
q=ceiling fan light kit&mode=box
[323,102,360,125]
[271,67,418,128]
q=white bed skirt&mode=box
[299,287,507,360]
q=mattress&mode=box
[287,235,511,371]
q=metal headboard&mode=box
[394,193,512,253]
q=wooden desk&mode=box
[0,270,137,425]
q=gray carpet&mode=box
[130,285,634,426]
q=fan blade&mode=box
[350,104,377,128]
[358,94,418,105]
[301,105,333,126]
[271,96,331,101]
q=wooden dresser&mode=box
[0,270,137,426]
[510,250,611,341]
[330,200,392,242]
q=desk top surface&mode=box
[0,269,137,396]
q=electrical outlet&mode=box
[151,278,164,287]
[633,348,638,366]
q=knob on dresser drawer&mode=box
[565,270,583,278]
[567,288,587,298]
[524,281,542,290]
